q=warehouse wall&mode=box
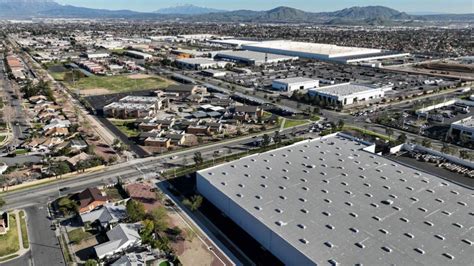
[196,172,315,266]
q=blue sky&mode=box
[56,0,473,13]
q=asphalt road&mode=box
[2,206,65,266]
[0,57,29,148]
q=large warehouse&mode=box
[272,77,319,92]
[214,50,298,66]
[175,58,229,70]
[242,40,394,63]
[196,133,472,265]
[308,83,387,106]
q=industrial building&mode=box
[449,116,474,142]
[124,50,153,59]
[308,83,387,106]
[214,50,298,66]
[272,77,319,92]
[242,40,407,63]
[196,133,473,265]
[175,58,228,70]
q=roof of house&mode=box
[80,204,127,226]
[67,152,92,166]
[94,223,141,258]
[76,187,108,210]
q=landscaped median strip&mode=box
[19,210,29,249]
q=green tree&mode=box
[273,130,282,144]
[396,133,408,145]
[149,207,168,232]
[51,161,71,177]
[421,138,432,148]
[0,196,5,209]
[193,152,203,166]
[57,197,78,215]
[183,195,203,212]
[126,200,146,222]
[261,134,271,147]
[459,150,473,161]
[337,119,345,131]
[385,127,394,140]
[84,259,98,266]
[441,143,453,155]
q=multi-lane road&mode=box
[1,122,314,266]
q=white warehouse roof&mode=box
[242,40,382,60]
[273,77,317,84]
[197,133,473,265]
[309,83,381,97]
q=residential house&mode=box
[144,137,171,148]
[0,212,9,235]
[67,152,93,168]
[74,187,108,214]
[70,140,88,151]
[186,125,210,136]
[80,204,127,230]
[111,251,161,266]
[233,105,264,121]
[45,127,69,137]
[165,133,187,146]
[94,223,142,259]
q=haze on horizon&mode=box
[55,0,473,14]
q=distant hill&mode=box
[154,4,225,15]
[0,1,472,25]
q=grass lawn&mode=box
[0,214,20,257]
[73,75,173,93]
[0,135,6,143]
[19,211,29,249]
[68,228,93,244]
[159,261,171,266]
[110,119,140,137]
[14,149,28,155]
[283,119,309,129]
[104,186,126,202]
[343,125,393,142]
[50,72,65,81]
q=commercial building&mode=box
[241,40,403,63]
[85,52,109,59]
[449,116,474,142]
[104,96,164,119]
[215,50,298,66]
[308,83,386,107]
[125,50,153,59]
[201,69,227,77]
[272,77,319,92]
[175,58,228,70]
[197,133,473,265]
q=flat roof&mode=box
[242,40,381,58]
[452,116,474,128]
[273,77,318,84]
[197,133,473,265]
[216,50,297,63]
[176,58,218,65]
[210,39,259,46]
[310,83,380,97]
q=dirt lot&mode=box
[167,208,223,266]
[79,88,111,96]
[128,74,153,79]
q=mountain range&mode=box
[0,0,472,24]
[154,4,225,15]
